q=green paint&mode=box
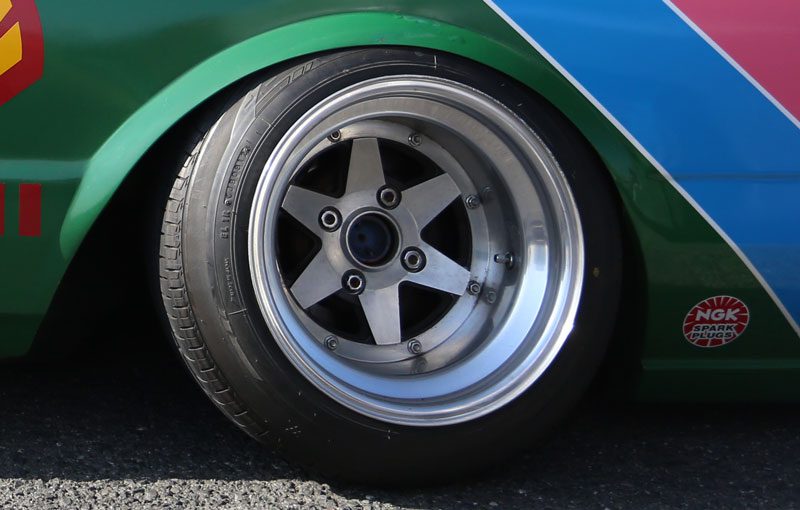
[0,0,797,398]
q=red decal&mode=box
[18,182,40,237]
[0,0,44,107]
[672,0,800,121]
[683,296,750,348]
[0,183,4,236]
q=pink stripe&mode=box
[672,0,800,122]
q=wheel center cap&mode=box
[345,211,399,267]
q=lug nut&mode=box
[319,208,342,232]
[401,248,425,273]
[342,270,366,295]
[377,186,401,209]
[328,130,342,142]
[324,335,339,350]
[408,133,422,146]
[494,252,514,269]
[467,280,482,295]
[407,339,423,355]
[464,194,481,209]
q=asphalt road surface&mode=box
[0,330,798,509]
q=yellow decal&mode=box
[0,0,22,77]
[0,22,22,76]
[0,0,12,21]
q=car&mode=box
[1,0,798,484]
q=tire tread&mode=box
[159,139,266,437]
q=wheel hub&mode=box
[345,211,399,268]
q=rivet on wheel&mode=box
[464,194,481,209]
[324,335,339,350]
[328,130,342,142]
[494,252,514,269]
[319,207,342,232]
[401,248,426,273]
[377,185,401,209]
[408,133,422,146]
[485,289,497,304]
[407,339,423,355]
[467,280,482,295]
[342,270,366,295]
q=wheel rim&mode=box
[249,76,584,426]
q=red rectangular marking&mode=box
[18,183,41,237]
[0,183,5,236]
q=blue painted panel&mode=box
[489,0,800,323]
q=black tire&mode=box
[158,48,622,485]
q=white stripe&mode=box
[663,0,800,132]
[482,0,800,336]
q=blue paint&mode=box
[490,0,800,323]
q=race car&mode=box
[1,0,798,484]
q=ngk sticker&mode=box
[683,296,750,348]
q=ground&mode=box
[0,327,797,509]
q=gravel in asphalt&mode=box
[0,332,797,509]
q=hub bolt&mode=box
[464,194,481,209]
[401,248,426,273]
[408,133,422,146]
[377,185,401,209]
[467,280,482,295]
[494,252,515,269]
[342,270,366,295]
[328,130,342,142]
[324,335,339,350]
[319,208,342,232]
[407,339,423,355]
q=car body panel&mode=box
[487,0,800,397]
[0,0,798,400]
[488,0,800,330]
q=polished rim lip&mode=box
[248,76,584,426]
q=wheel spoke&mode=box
[359,284,402,345]
[282,185,333,235]
[405,243,470,296]
[402,173,461,229]
[346,138,386,194]
[290,250,342,309]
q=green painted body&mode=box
[0,0,798,398]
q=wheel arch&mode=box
[60,12,520,258]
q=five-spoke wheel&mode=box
[249,76,585,425]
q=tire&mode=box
[158,48,621,484]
